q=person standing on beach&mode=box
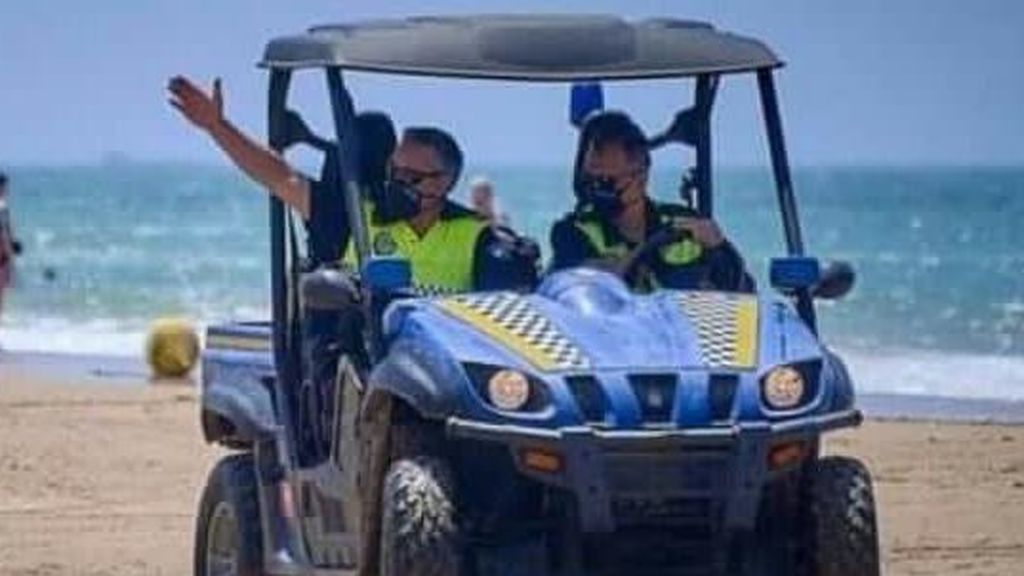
[469,175,509,226]
[0,172,18,326]
[468,175,541,269]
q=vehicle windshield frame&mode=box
[261,20,818,414]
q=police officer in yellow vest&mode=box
[168,76,537,294]
[170,77,539,458]
[550,111,750,292]
[318,125,536,294]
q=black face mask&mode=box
[375,179,421,223]
[578,174,627,218]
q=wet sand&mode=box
[1,363,1022,575]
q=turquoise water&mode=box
[2,164,1023,398]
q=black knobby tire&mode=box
[806,456,880,576]
[194,454,264,576]
[379,455,461,576]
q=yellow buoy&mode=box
[146,318,200,379]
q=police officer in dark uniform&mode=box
[550,111,749,292]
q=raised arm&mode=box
[167,76,310,218]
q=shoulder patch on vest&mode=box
[372,231,397,255]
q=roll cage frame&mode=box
[261,24,815,466]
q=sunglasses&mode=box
[579,167,645,193]
[387,164,446,188]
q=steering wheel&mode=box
[618,226,688,281]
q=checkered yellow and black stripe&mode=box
[412,284,461,297]
[676,292,759,370]
[437,292,590,371]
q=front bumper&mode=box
[447,409,861,532]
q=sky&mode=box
[1,0,1023,167]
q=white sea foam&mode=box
[2,328,145,356]
[0,318,205,358]
[3,320,1022,402]
[839,347,1024,401]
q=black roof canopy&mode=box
[260,14,782,81]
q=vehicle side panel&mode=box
[201,322,279,444]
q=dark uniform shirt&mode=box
[549,200,750,291]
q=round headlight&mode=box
[487,370,531,411]
[763,366,805,409]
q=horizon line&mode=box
[5,159,1024,172]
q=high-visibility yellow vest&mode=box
[573,206,704,266]
[343,202,486,294]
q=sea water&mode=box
[2,164,1022,400]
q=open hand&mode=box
[670,216,725,248]
[168,76,224,132]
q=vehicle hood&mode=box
[384,271,822,374]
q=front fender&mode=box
[823,348,856,412]
[365,326,468,421]
[201,352,279,444]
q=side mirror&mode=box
[770,257,820,292]
[811,260,856,300]
[362,257,412,292]
[770,257,855,300]
[300,267,358,311]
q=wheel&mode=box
[805,456,880,576]
[194,454,264,576]
[379,455,461,576]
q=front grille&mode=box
[628,374,677,423]
[604,450,730,497]
[612,497,714,527]
[566,375,607,424]
[708,374,738,421]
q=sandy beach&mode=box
[1,363,1023,576]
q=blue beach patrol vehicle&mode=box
[195,14,879,576]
